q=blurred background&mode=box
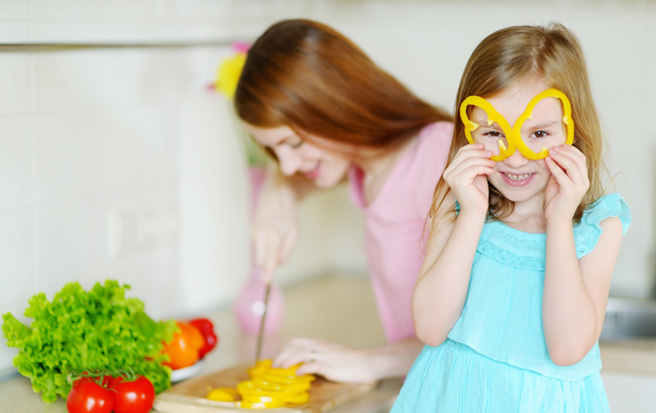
[1,0,654,379]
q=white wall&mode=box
[1,0,654,378]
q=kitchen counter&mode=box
[0,274,398,412]
[2,274,656,412]
[600,339,656,375]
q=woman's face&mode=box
[244,124,351,188]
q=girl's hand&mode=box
[272,338,380,383]
[252,176,300,283]
[544,145,589,223]
[442,143,495,216]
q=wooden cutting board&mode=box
[152,365,377,413]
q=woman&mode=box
[235,18,452,383]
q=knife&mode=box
[255,283,271,363]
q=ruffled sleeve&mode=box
[574,193,631,259]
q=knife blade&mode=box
[255,283,271,363]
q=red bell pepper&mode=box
[189,318,218,359]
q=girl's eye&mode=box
[483,131,504,138]
[531,130,549,138]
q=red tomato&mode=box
[79,373,112,388]
[66,378,114,413]
[99,375,113,388]
[109,376,155,413]
[189,317,219,359]
[162,321,204,369]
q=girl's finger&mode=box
[545,156,569,185]
[549,147,585,184]
[454,165,495,180]
[445,157,495,180]
[458,142,486,152]
[447,150,495,169]
[454,145,493,160]
[560,146,588,180]
[559,144,585,160]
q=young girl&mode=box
[235,19,453,383]
[392,23,630,412]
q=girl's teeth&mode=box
[503,172,532,181]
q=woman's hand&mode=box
[544,145,589,224]
[442,143,494,216]
[272,338,385,383]
[252,171,300,283]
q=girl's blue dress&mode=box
[392,194,631,412]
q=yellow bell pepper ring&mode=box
[248,359,304,377]
[237,381,308,397]
[222,359,315,408]
[240,390,309,406]
[238,399,287,409]
[460,88,574,161]
[247,377,311,392]
[461,95,516,162]
[205,387,239,402]
[241,393,278,403]
[281,392,310,404]
[238,387,291,408]
[250,374,314,386]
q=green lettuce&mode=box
[2,280,177,402]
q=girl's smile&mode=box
[499,171,536,187]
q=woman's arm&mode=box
[273,336,425,383]
[253,165,318,283]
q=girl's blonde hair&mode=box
[430,23,604,232]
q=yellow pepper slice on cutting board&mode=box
[204,359,315,409]
[206,387,239,402]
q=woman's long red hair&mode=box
[235,19,451,152]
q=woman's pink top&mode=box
[348,121,452,342]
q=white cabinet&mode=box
[602,371,656,412]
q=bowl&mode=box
[170,359,206,383]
